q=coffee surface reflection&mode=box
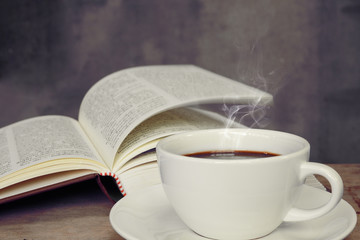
[184,150,280,160]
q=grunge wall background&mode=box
[1,0,359,163]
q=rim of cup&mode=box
[156,128,310,164]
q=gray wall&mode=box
[1,0,359,163]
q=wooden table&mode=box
[318,164,360,240]
[0,164,359,240]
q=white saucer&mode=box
[110,184,357,240]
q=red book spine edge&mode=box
[99,172,127,197]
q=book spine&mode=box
[99,172,126,197]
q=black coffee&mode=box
[184,150,280,160]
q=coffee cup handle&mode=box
[283,162,344,222]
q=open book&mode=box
[0,65,272,203]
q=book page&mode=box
[116,150,156,174]
[0,170,96,202]
[78,71,177,167]
[131,65,271,104]
[78,65,272,167]
[117,161,161,196]
[0,129,11,177]
[0,116,105,182]
[112,107,243,171]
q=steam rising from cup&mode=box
[222,101,271,129]
[222,41,280,129]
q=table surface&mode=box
[0,164,359,240]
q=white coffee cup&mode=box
[156,129,343,240]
